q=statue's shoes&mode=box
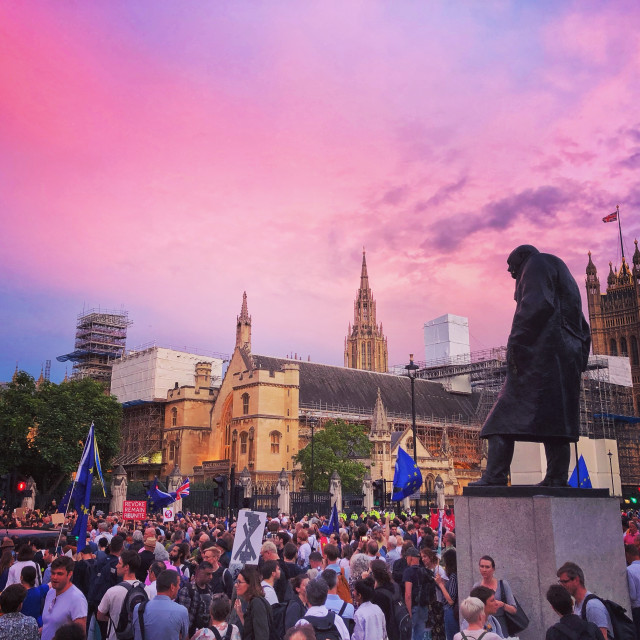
[468,477,508,487]
[536,479,570,487]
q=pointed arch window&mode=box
[406,437,414,451]
[231,430,238,461]
[632,336,639,366]
[171,407,177,427]
[270,431,281,454]
[621,337,628,357]
[610,338,618,356]
[242,393,250,415]
[240,431,248,455]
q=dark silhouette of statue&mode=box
[471,245,591,487]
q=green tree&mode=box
[0,372,122,494]
[293,419,372,492]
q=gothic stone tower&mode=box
[344,251,389,372]
[586,241,640,414]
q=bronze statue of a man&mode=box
[472,245,591,487]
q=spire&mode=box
[633,239,640,267]
[371,388,389,434]
[239,291,250,323]
[36,366,44,389]
[63,368,69,383]
[440,427,453,457]
[586,251,597,276]
[360,248,369,289]
[608,262,616,287]
[12,363,18,382]
[236,291,252,351]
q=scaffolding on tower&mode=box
[57,307,132,385]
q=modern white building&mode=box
[110,346,225,404]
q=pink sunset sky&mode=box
[1,1,640,383]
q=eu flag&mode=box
[147,477,175,511]
[568,455,592,489]
[320,503,340,536]
[392,446,423,501]
[70,423,98,543]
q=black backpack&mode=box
[414,566,436,607]
[114,581,149,640]
[303,611,342,640]
[552,617,605,640]
[87,554,120,608]
[271,601,289,639]
[581,594,637,640]
[208,624,234,640]
[385,588,412,640]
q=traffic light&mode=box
[213,475,227,509]
[373,480,385,509]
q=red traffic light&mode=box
[16,481,27,492]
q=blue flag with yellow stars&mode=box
[147,477,176,511]
[392,446,423,501]
[568,455,592,489]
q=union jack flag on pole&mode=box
[602,211,618,223]
[175,477,190,498]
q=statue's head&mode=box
[507,245,539,279]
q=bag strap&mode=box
[339,600,348,616]
[224,624,233,640]
[581,593,598,620]
[208,626,223,640]
[138,600,147,640]
[498,579,503,601]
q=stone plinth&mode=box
[455,492,629,640]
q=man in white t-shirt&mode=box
[41,556,88,640]
[97,550,144,640]
[260,560,280,605]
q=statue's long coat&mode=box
[480,251,591,442]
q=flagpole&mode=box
[55,475,79,553]
[617,205,624,259]
[574,442,580,488]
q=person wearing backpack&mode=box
[453,597,502,640]
[176,561,216,637]
[97,550,148,640]
[321,569,355,634]
[545,584,605,640]
[403,547,434,640]
[352,579,388,640]
[192,594,241,640]
[557,563,613,640]
[87,535,124,636]
[232,566,274,640]
[296,577,350,640]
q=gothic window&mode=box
[240,431,248,455]
[242,393,249,415]
[406,437,414,451]
[249,427,255,462]
[169,441,176,460]
[610,338,618,356]
[171,407,177,427]
[425,474,435,495]
[231,430,238,461]
[632,337,639,366]
[222,400,232,460]
[621,337,628,357]
[270,431,281,454]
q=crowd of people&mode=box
[0,507,636,640]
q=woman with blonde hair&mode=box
[453,597,502,640]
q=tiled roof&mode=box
[250,355,478,420]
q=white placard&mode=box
[230,509,267,566]
[163,507,174,522]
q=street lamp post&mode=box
[310,423,315,494]
[608,450,614,496]
[405,354,420,514]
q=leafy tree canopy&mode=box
[293,419,372,492]
[0,372,122,493]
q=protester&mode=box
[436,548,459,640]
[259,560,280,605]
[177,560,216,636]
[466,586,505,638]
[557,562,613,640]
[145,561,166,600]
[191,594,241,640]
[295,577,350,640]
[19,564,50,627]
[233,566,273,640]
[454,597,502,640]
[626,543,640,638]
[6,543,41,587]
[41,557,88,640]
[473,555,517,636]
[545,584,605,640]
[133,569,189,640]
[97,549,144,640]
[0,547,15,591]
[403,546,432,640]
[284,573,309,632]
[0,583,39,639]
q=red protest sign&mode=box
[123,500,147,520]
